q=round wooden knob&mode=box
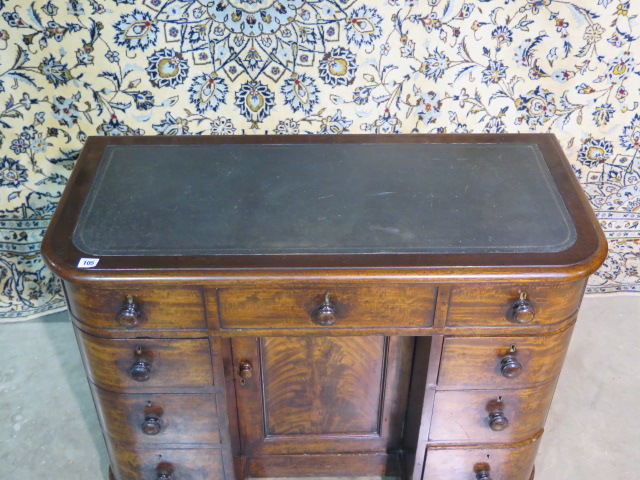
[500,354,523,378]
[156,463,173,480]
[141,414,162,435]
[510,292,535,324]
[488,409,509,431]
[129,358,151,382]
[117,295,141,328]
[239,360,253,379]
[476,470,492,480]
[314,293,336,326]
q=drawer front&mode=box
[215,285,437,330]
[429,383,556,444]
[75,328,214,393]
[65,282,206,331]
[424,432,540,480]
[446,281,584,328]
[92,386,220,445]
[108,442,226,480]
[438,323,574,390]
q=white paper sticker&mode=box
[78,258,100,268]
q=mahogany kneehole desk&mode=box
[42,134,606,480]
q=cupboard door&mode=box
[232,336,414,457]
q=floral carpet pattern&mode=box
[0,0,639,320]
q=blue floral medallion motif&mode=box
[234,80,276,127]
[318,47,358,86]
[0,157,28,187]
[188,73,228,114]
[113,9,159,51]
[515,87,557,127]
[146,48,189,88]
[346,6,383,46]
[578,137,614,168]
[159,0,349,83]
[280,74,319,115]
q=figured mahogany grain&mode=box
[423,431,541,480]
[438,322,574,390]
[429,382,556,444]
[65,282,206,331]
[107,442,226,480]
[74,328,214,393]
[215,285,437,330]
[231,335,413,457]
[91,386,221,445]
[261,336,385,436]
[446,281,584,328]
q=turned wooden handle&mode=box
[500,354,523,378]
[314,293,337,326]
[476,469,492,480]
[156,462,173,480]
[510,292,535,324]
[129,357,151,382]
[488,408,509,431]
[141,414,162,435]
[239,360,253,379]
[117,295,141,328]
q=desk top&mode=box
[42,134,606,283]
[73,143,574,256]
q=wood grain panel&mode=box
[261,336,385,436]
[74,327,214,393]
[107,442,225,480]
[231,336,413,456]
[429,382,556,443]
[438,322,574,390]
[216,285,436,329]
[446,281,584,328]
[65,282,206,331]
[424,431,541,480]
[91,386,220,445]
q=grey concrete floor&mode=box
[0,295,638,479]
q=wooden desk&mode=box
[42,134,606,480]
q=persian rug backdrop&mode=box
[0,0,639,320]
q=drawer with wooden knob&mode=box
[65,283,207,331]
[92,386,221,445]
[445,281,584,329]
[429,382,556,444]
[423,430,541,480]
[212,285,437,330]
[74,328,215,393]
[437,322,574,390]
[107,442,226,480]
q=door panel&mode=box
[232,336,414,457]
[262,336,385,436]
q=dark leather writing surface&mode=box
[72,143,576,256]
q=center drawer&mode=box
[213,285,437,330]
